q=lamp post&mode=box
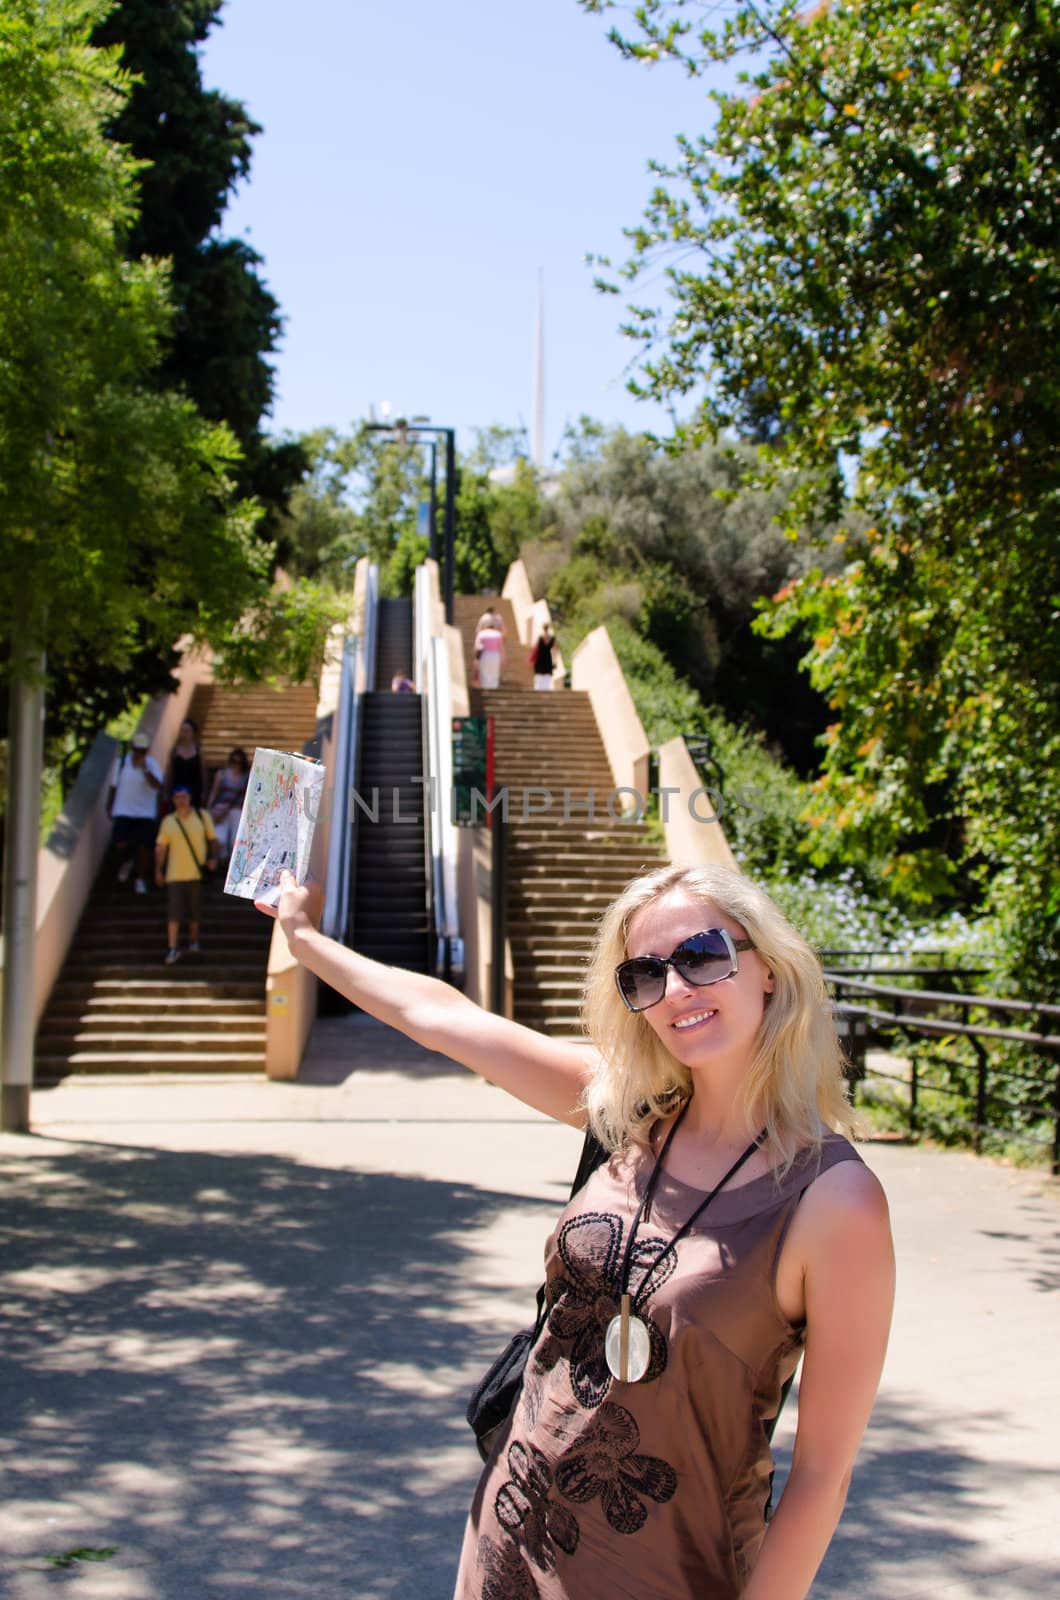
[425,439,438,563]
[366,418,456,624]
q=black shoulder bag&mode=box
[466,1127,607,1460]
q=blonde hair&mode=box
[580,863,858,1171]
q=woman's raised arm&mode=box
[258,872,595,1125]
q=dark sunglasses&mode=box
[615,928,755,1013]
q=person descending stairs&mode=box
[453,597,667,1036]
[36,681,320,1078]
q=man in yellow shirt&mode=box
[154,785,218,964]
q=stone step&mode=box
[508,821,655,838]
[509,843,654,861]
[54,962,268,983]
[67,920,271,942]
[513,985,586,1006]
[512,1012,583,1036]
[509,934,592,947]
[512,992,587,1016]
[44,995,265,1018]
[36,1030,266,1053]
[35,1050,265,1075]
[508,860,644,880]
[49,977,264,1001]
[509,888,622,908]
[39,1013,266,1038]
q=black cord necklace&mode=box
[605,1100,767,1383]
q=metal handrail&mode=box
[321,637,357,941]
[825,972,1060,1027]
[413,565,461,976]
[321,566,378,942]
[363,564,379,697]
[428,634,460,944]
[827,967,1060,1170]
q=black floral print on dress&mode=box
[555,1402,677,1535]
[495,1439,580,1573]
[477,1534,541,1600]
[521,1363,545,1436]
[543,1211,676,1408]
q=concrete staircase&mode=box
[453,599,666,1036]
[453,595,533,693]
[36,681,320,1078]
[35,888,272,1076]
[188,681,321,770]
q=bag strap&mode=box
[528,1129,608,1341]
[172,811,206,876]
[569,1127,608,1198]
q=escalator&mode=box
[347,598,431,972]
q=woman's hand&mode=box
[255,870,323,940]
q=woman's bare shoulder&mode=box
[795,1151,891,1253]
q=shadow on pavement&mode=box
[774,1390,1060,1599]
[3,1137,1057,1600]
[299,1014,471,1087]
[0,1138,557,1600]
[979,1195,1060,1295]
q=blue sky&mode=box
[199,0,728,459]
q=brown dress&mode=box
[454,1130,862,1600]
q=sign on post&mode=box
[452,716,492,826]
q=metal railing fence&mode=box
[828,970,1060,1173]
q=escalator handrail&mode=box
[428,633,459,941]
[321,565,379,941]
[413,567,460,947]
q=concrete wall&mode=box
[657,735,738,870]
[502,560,537,646]
[458,826,513,1017]
[264,614,353,1079]
[501,559,565,682]
[145,644,214,773]
[570,626,651,806]
[421,557,447,642]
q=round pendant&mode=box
[604,1311,651,1383]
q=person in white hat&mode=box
[107,731,163,894]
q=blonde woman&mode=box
[259,863,894,1600]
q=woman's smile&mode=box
[672,1006,718,1032]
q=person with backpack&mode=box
[154,785,217,964]
[256,860,894,1600]
[108,731,163,895]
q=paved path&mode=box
[1,1015,1058,1599]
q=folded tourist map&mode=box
[224,747,325,905]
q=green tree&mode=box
[279,428,364,583]
[454,457,551,594]
[282,425,550,599]
[0,0,307,773]
[92,0,306,548]
[585,0,1060,986]
[281,426,427,594]
[539,428,842,767]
